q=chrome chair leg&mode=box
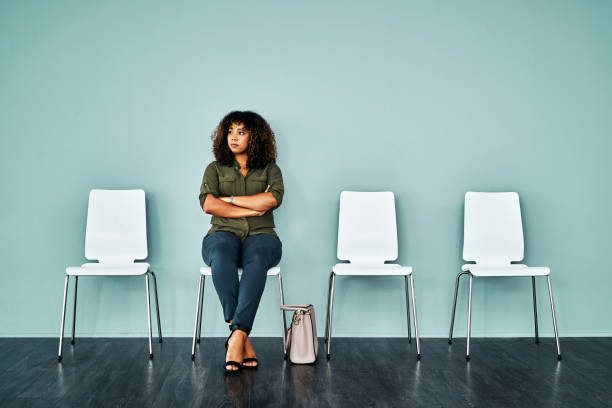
[547,275,562,360]
[150,271,163,343]
[404,275,411,343]
[71,276,78,345]
[449,271,468,344]
[324,272,333,342]
[197,276,205,343]
[326,273,336,359]
[145,273,153,359]
[409,274,421,360]
[532,276,539,344]
[466,274,473,361]
[278,274,288,357]
[191,275,204,360]
[58,275,69,362]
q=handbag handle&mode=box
[280,304,313,312]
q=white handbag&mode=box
[281,304,318,364]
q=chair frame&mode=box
[324,271,421,360]
[448,272,561,360]
[190,268,287,360]
[58,271,162,361]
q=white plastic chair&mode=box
[448,192,561,360]
[325,191,421,360]
[58,189,162,361]
[191,266,287,359]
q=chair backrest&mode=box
[85,189,148,264]
[337,191,398,265]
[463,192,524,265]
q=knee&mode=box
[245,253,268,269]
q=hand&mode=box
[250,209,266,217]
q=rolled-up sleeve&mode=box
[199,162,220,209]
[267,163,284,208]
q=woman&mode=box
[199,111,284,373]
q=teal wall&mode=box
[1,0,611,338]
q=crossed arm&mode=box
[202,188,278,218]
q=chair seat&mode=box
[462,264,550,277]
[66,263,150,276]
[200,266,280,276]
[332,263,412,276]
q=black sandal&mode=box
[241,357,259,369]
[224,361,242,374]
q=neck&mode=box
[234,153,248,169]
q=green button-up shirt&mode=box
[199,160,284,240]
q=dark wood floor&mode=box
[1,337,611,407]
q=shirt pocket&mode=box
[218,174,236,196]
[247,175,267,195]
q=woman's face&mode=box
[227,122,250,155]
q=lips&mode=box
[230,144,239,148]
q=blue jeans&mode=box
[202,231,282,335]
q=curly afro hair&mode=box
[211,111,277,169]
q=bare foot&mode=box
[225,330,246,371]
[243,337,258,367]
